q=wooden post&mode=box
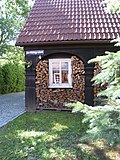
[85,63,94,106]
[25,54,37,112]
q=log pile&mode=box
[94,63,107,105]
[36,56,85,110]
[94,63,101,99]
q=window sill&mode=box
[49,85,73,89]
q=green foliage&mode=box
[88,38,120,106]
[16,64,25,91]
[0,49,25,94]
[68,102,120,146]
[112,38,120,46]
[2,63,17,93]
[0,0,29,94]
[68,39,120,146]
[89,50,120,104]
[89,51,120,84]
[0,46,24,65]
[103,0,120,13]
[0,0,30,50]
[0,66,4,93]
[0,62,25,94]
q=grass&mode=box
[0,111,119,160]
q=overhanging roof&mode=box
[16,0,120,46]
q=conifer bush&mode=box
[67,39,120,146]
[68,102,120,146]
[0,49,25,94]
[0,66,4,94]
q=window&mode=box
[49,59,72,88]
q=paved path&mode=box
[0,92,25,127]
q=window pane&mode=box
[52,62,59,70]
[61,62,68,70]
[62,70,68,83]
[49,59,71,87]
[53,70,60,84]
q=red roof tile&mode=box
[16,0,120,46]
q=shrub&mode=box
[0,47,25,94]
[0,62,25,94]
[67,39,120,146]
[16,64,25,92]
[0,66,4,94]
[2,63,17,93]
[68,102,120,146]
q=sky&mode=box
[28,0,35,7]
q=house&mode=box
[16,0,120,111]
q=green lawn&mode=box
[0,112,119,160]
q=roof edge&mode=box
[15,39,112,47]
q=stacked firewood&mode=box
[94,63,101,99]
[36,56,85,110]
[94,63,107,105]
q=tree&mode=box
[104,0,120,13]
[68,43,120,146]
[91,0,120,105]
[0,0,30,47]
[68,1,120,146]
[89,40,120,105]
[0,0,32,94]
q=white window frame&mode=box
[49,58,72,88]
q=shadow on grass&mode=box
[0,111,118,160]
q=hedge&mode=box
[0,62,25,94]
